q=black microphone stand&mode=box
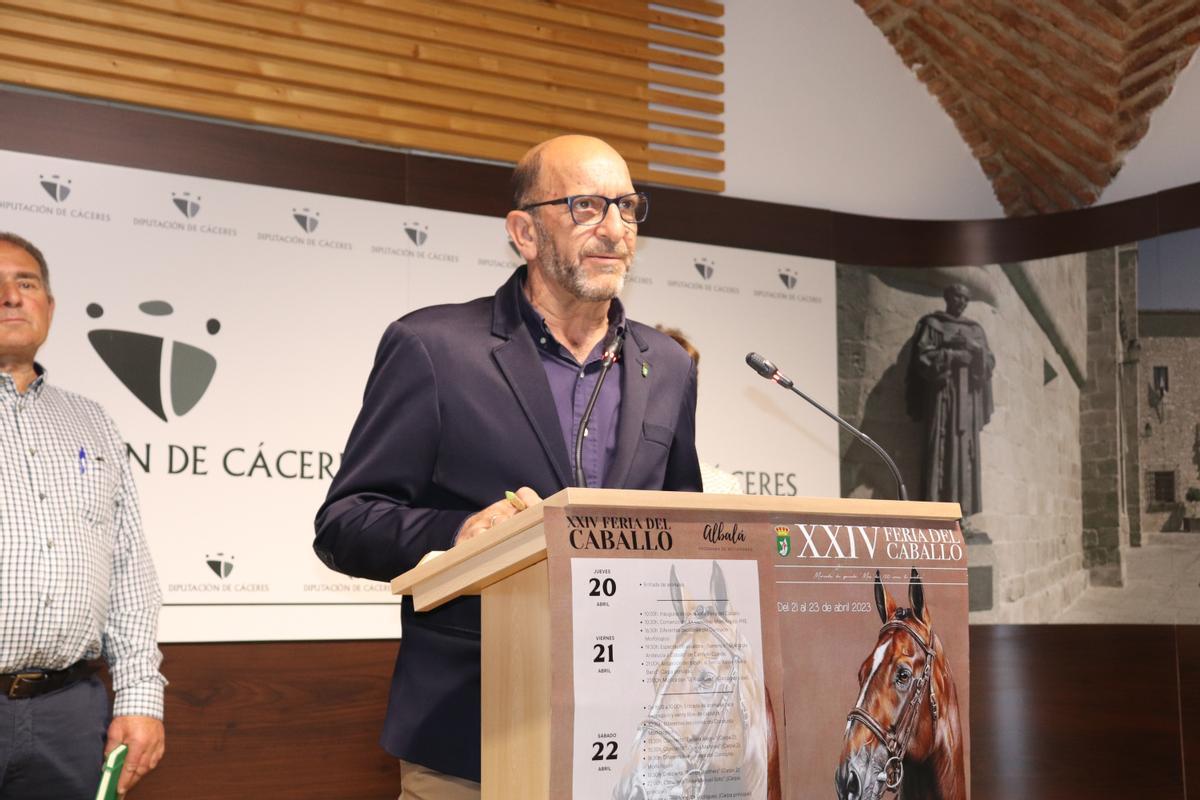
[574,328,625,487]
[746,352,909,501]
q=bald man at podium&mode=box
[314,135,701,799]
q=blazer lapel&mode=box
[605,329,650,488]
[491,328,573,490]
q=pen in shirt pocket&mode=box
[77,447,104,474]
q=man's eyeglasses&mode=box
[520,192,649,226]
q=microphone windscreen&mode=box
[745,352,777,379]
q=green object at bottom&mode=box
[95,744,128,800]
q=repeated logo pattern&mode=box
[39,174,71,202]
[205,553,235,579]
[172,192,201,219]
[292,207,320,233]
[404,222,429,246]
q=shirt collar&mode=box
[0,362,47,400]
[515,272,627,362]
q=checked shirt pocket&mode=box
[70,445,118,529]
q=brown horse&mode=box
[834,568,965,800]
[613,562,780,800]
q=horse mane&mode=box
[927,631,965,800]
[725,616,769,798]
[765,688,782,800]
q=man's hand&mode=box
[106,715,165,795]
[456,486,542,544]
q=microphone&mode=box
[601,324,625,366]
[745,352,909,501]
[575,326,626,488]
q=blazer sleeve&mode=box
[313,321,471,582]
[662,358,703,492]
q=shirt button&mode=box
[28,447,36,456]
[44,596,53,607]
[38,492,46,501]
[46,538,54,549]
[539,337,546,345]
[578,371,585,379]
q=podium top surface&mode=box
[391,489,961,611]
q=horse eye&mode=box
[895,667,912,687]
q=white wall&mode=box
[721,1,1200,220]
[722,1,1002,220]
[1102,55,1200,204]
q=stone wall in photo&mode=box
[838,259,1089,622]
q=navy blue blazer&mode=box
[314,267,702,781]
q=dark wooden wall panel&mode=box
[1179,626,1200,800]
[3,88,1200,268]
[134,641,401,800]
[0,90,405,203]
[969,625,1186,800]
[112,627,1200,798]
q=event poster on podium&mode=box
[769,514,972,800]
[545,504,788,800]
[544,501,970,800]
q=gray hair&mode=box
[0,232,50,292]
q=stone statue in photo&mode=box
[905,284,995,517]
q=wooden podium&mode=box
[391,488,963,799]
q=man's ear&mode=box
[505,210,539,264]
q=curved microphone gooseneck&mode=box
[574,326,626,487]
[745,352,909,501]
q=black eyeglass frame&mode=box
[519,192,649,226]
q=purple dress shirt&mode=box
[516,282,624,488]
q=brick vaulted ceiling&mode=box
[857,0,1200,216]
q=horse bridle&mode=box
[635,607,747,800]
[845,616,940,794]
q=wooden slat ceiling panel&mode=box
[653,0,724,17]
[0,0,724,192]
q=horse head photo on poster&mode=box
[613,561,780,800]
[835,567,965,800]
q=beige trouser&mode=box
[398,760,481,800]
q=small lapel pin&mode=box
[641,361,649,378]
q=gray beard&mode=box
[535,221,628,302]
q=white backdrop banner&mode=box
[0,149,838,642]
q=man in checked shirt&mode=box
[0,232,166,798]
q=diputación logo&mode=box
[206,552,234,579]
[172,192,201,219]
[293,207,319,233]
[86,299,221,421]
[404,222,429,246]
[39,174,72,202]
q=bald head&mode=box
[512,135,632,209]
[506,135,639,304]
